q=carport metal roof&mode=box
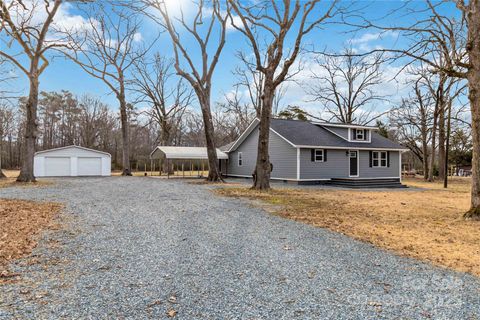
[150,146,228,160]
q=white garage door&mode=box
[77,157,102,176]
[45,157,71,176]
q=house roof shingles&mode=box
[270,119,407,150]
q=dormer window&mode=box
[352,128,367,141]
[355,129,364,140]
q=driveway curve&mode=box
[1,177,479,319]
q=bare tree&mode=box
[138,0,228,182]
[61,3,149,176]
[77,95,113,149]
[390,78,434,180]
[233,51,289,117]
[0,0,63,182]
[349,0,479,218]
[0,104,14,178]
[426,72,447,182]
[0,58,18,102]
[131,54,193,147]
[218,87,256,134]
[305,48,387,125]
[229,0,337,189]
[437,78,467,181]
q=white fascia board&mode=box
[35,145,111,157]
[294,145,408,151]
[312,122,377,130]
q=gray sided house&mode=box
[220,119,408,187]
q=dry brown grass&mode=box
[0,170,53,189]
[0,198,63,282]
[215,177,480,277]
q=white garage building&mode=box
[34,145,111,177]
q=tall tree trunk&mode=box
[465,0,480,219]
[119,94,131,176]
[8,135,13,168]
[17,76,38,182]
[428,112,438,182]
[160,124,174,174]
[444,100,452,188]
[438,101,446,180]
[253,84,274,190]
[422,138,429,180]
[197,92,221,182]
[0,139,6,179]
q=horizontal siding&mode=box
[300,149,400,179]
[300,149,349,179]
[270,131,297,179]
[359,150,400,178]
[227,126,297,179]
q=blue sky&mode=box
[2,1,437,118]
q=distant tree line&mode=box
[0,90,253,171]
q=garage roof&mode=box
[150,146,229,160]
[35,145,111,156]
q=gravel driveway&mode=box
[1,177,479,319]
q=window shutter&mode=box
[311,149,315,162]
[352,129,356,140]
[387,151,390,167]
[324,149,328,162]
[364,129,368,140]
[369,151,373,167]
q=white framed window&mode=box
[314,149,324,162]
[238,152,243,166]
[355,129,364,140]
[372,151,387,167]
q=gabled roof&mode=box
[150,146,228,160]
[311,121,377,129]
[219,141,234,152]
[35,145,111,156]
[228,118,408,152]
[226,118,260,152]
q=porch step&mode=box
[326,178,407,189]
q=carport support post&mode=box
[197,160,200,177]
[182,163,185,178]
[167,159,170,179]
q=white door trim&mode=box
[348,150,359,178]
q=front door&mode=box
[349,150,358,177]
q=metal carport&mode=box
[149,146,228,178]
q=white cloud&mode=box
[133,32,143,43]
[350,32,381,44]
[348,30,399,53]
[227,14,242,32]
[350,31,398,45]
